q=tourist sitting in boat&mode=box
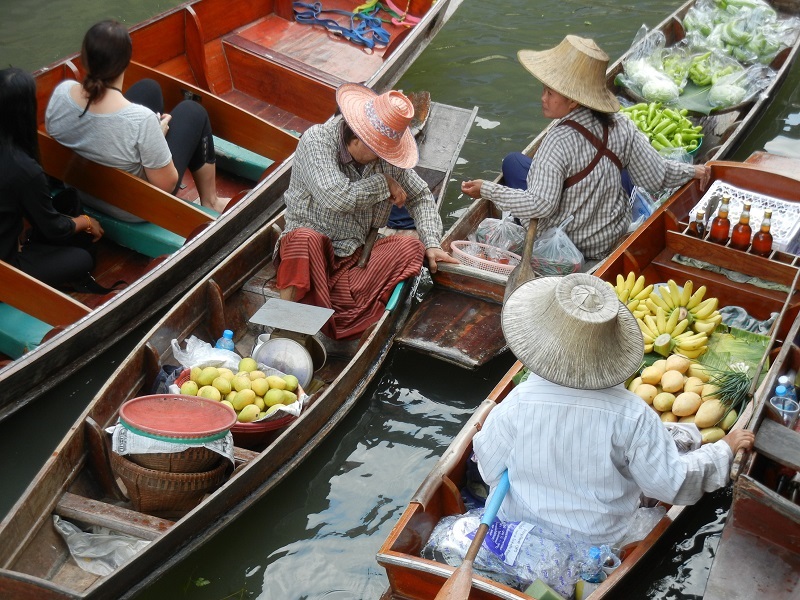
[45,19,228,219]
[460,35,711,261]
[274,83,458,340]
[473,273,754,551]
[0,67,103,289]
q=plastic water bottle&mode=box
[575,546,606,600]
[778,375,798,403]
[215,329,236,351]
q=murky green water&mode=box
[2,0,799,598]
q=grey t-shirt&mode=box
[45,80,172,178]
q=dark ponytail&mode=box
[79,19,132,116]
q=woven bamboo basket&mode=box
[127,446,222,473]
[111,451,228,514]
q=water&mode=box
[2,0,799,597]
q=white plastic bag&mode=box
[53,516,149,576]
[529,216,584,276]
[664,422,703,454]
[474,216,527,255]
[171,335,241,371]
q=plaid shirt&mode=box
[278,118,443,258]
[481,107,696,259]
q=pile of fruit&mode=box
[627,355,737,443]
[179,357,299,423]
[620,102,703,154]
[611,274,723,360]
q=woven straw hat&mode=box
[502,273,643,390]
[336,83,418,169]
[517,35,620,113]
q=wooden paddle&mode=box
[357,227,380,268]
[434,470,510,600]
[504,219,538,303]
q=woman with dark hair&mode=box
[45,19,226,217]
[0,67,102,288]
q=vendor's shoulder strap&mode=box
[560,119,623,190]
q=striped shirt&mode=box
[480,107,696,259]
[277,118,443,258]
[473,374,733,545]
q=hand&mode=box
[89,216,104,242]
[425,247,459,274]
[158,112,172,136]
[693,164,711,191]
[461,179,483,199]
[723,429,755,454]
[384,175,407,208]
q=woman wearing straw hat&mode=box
[461,36,711,261]
[273,83,457,341]
[473,274,753,551]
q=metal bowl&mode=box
[252,337,314,389]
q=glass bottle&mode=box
[729,202,752,251]
[751,210,773,257]
[687,210,706,238]
[708,196,731,244]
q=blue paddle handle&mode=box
[481,470,510,526]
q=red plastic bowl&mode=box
[119,394,237,441]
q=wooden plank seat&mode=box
[754,417,800,472]
[55,492,174,541]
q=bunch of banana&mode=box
[610,272,653,319]
[638,306,709,358]
[646,279,722,334]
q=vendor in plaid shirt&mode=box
[462,36,711,261]
[273,83,457,341]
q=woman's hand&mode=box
[461,179,483,199]
[76,214,104,242]
[693,164,711,191]
[425,247,459,274]
[723,429,755,454]
[384,174,407,208]
[157,112,172,136]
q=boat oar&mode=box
[434,470,510,600]
[357,227,380,268]
[504,219,538,303]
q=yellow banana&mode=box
[656,306,667,333]
[619,288,631,303]
[658,285,675,310]
[638,317,657,339]
[665,308,679,334]
[676,334,709,351]
[676,346,708,359]
[648,292,671,313]
[672,318,690,337]
[625,271,636,292]
[630,276,645,300]
[644,343,654,353]
[668,280,682,308]
[692,298,719,320]
[679,280,693,307]
[693,319,719,334]
[686,285,707,310]
[633,283,654,301]
[644,315,659,336]
[615,274,626,292]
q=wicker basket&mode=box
[127,446,222,473]
[111,451,228,515]
[451,241,520,275]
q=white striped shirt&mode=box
[473,374,733,545]
[480,107,696,259]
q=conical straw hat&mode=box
[517,35,620,113]
[502,273,643,390]
[336,83,418,169]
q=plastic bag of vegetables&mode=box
[707,63,775,108]
[619,26,681,103]
[474,216,527,255]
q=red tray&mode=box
[119,394,237,440]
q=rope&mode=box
[293,2,391,49]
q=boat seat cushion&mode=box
[0,303,51,359]
[213,136,274,181]
[85,204,218,259]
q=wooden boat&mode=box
[396,0,800,370]
[376,151,800,599]
[0,101,474,600]
[0,0,463,422]
[702,288,800,598]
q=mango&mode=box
[719,409,738,431]
[665,354,691,374]
[660,411,678,423]
[661,370,684,394]
[282,390,298,405]
[683,376,705,396]
[212,376,232,396]
[283,374,299,392]
[635,384,658,405]
[688,363,710,382]
[232,389,256,411]
[198,366,220,387]
[672,392,701,417]
[238,357,258,373]
[232,375,252,392]
[249,370,267,381]
[264,388,286,407]
[695,399,726,428]
[198,385,221,402]
[237,404,260,423]
[700,427,725,444]
[653,392,676,412]
[189,366,203,383]
[266,375,287,390]
[641,366,663,385]
[251,377,270,397]
[180,380,199,396]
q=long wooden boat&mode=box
[0,0,463,423]
[703,285,800,597]
[0,101,474,599]
[396,0,800,371]
[376,152,800,599]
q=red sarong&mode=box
[275,228,424,340]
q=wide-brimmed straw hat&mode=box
[502,273,643,389]
[336,83,418,169]
[517,35,620,113]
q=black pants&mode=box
[19,190,94,287]
[125,79,216,193]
